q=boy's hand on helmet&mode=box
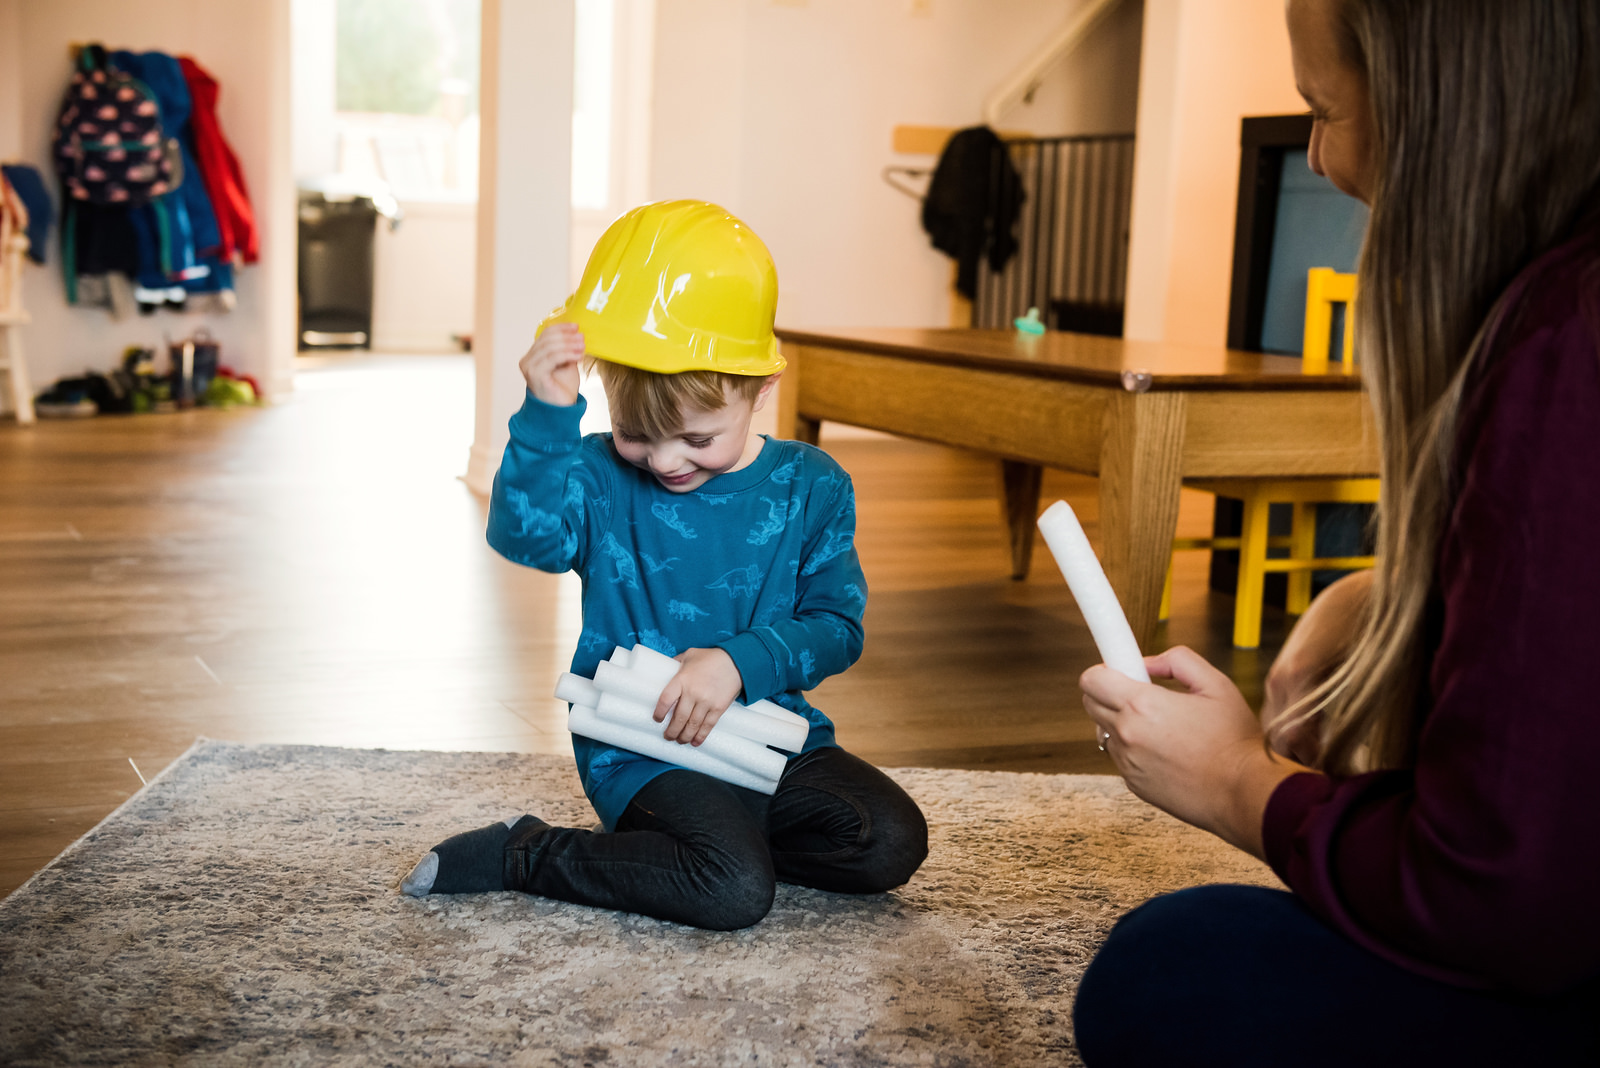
[519,323,585,406]
[655,647,745,746]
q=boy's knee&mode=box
[859,798,929,892]
[772,761,930,893]
[692,863,776,931]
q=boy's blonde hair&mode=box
[589,357,770,439]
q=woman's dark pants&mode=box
[1073,884,1600,1066]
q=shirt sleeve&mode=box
[486,391,609,575]
[1261,302,1600,994]
[717,470,867,702]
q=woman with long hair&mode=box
[1071,0,1600,1063]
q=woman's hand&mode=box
[655,647,745,746]
[1261,569,1373,764]
[517,323,585,407]
[1081,646,1310,859]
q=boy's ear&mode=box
[751,372,782,413]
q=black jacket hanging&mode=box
[920,126,1024,299]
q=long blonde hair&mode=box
[1284,0,1600,774]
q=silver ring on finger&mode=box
[1097,729,1110,752]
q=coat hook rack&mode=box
[883,165,932,202]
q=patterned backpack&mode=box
[52,45,172,207]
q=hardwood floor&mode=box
[0,354,1294,897]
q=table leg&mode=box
[1097,391,1187,650]
[775,343,820,444]
[1000,460,1043,579]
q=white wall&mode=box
[1122,0,1304,346]
[0,0,22,162]
[649,0,1145,332]
[371,200,476,352]
[570,0,655,293]
[9,0,296,396]
[290,0,338,181]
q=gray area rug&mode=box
[0,739,1276,1066]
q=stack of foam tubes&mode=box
[555,644,811,795]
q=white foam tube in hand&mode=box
[607,645,633,670]
[555,673,602,707]
[594,692,790,781]
[715,704,808,752]
[745,698,809,732]
[568,704,780,795]
[586,659,809,752]
[626,644,683,689]
[591,659,665,707]
[626,644,805,734]
[1036,500,1151,683]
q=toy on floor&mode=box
[555,643,810,795]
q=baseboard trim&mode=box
[461,443,497,496]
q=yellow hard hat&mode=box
[538,200,785,376]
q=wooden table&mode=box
[774,327,1378,648]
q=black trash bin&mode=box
[296,180,401,350]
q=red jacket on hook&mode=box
[179,56,258,264]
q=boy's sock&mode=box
[401,815,546,896]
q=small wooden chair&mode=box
[0,180,35,426]
[1160,268,1377,647]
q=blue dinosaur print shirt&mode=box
[488,391,868,829]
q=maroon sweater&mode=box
[1262,234,1600,996]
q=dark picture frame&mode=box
[1226,113,1316,353]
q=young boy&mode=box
[402,201,927,930]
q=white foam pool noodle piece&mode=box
[1036,500,1151,683]
[745,698,809,731]
[714,703,808,752]
[567,704,779,795]
[608,646,633,669]
[587,661,809,751]
[554,673,603,707]
[591,660,665,707]
[624,646,803,735]
[593,692,789,781]
[627,644,684,689]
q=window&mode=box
[571,0,615,212]
[331,0,625,211]
[334,0,480,202]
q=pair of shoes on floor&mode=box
[34,380,98,418]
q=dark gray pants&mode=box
[505,747,928,930]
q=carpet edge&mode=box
[7,736,217,900]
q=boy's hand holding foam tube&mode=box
[556,644,812,795]
[655,647,745,746]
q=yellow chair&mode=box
[1160,268,1377,647]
